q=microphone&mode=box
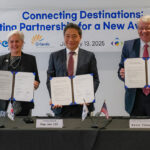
[90,112,101,128]
[95,112,101,117]
[23,117,34,124]
[0,111,5,128]
[90,112,112,129]
[0,124,5,128]
[12,101,22,115]
[99,118,112,129]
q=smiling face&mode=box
[64,28,81,51]
[138,20,150,43]
[8,34,23,56]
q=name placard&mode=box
[129,119,150,128]
[36,119,63,128]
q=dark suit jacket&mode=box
[118,38,140,114]
[0,52,40,111]
[46,48,100,115]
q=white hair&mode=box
[7,30,24,42]
[137,15,150,25]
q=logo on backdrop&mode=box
[0,40,8,47]
[31,34,50,48]
[111,38,123,47]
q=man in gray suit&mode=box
[47,23,100,118]
[118,15,150,116]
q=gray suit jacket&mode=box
[46,48,100,114]
[118,38,140,114]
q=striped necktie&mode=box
[142,44,150,96]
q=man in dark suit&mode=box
[118,15,150,116]
[47,23,100,118]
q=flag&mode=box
[82,103,89,121]
[7,102,14,121]
[100,102,109,119]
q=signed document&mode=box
[73,74,94,104]
[50,77,72,105]
[147,59,150,85]
[0,71,12,100]
[50,74,95,106]
[125,58,147,88]
[14,72,34,102]
[0,71,35,102]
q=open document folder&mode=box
[0,71,35,102]
[50,74,95,106]
[124,58,150,88]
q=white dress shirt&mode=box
[140,40,150,57]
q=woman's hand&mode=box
[34,81,39,90]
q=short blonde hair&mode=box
[7,30,24,42]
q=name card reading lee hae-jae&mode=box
[36,119,63,128]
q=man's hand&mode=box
[49,99,62,109]
[80,103,90,106]
[120,68,125,79]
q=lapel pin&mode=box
[5,59,9,62]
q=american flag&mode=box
[100,102,109,119]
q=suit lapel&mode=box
[76,48,82,75]
[2,54,10,70]
[19,52,25,71]
[61,49,67,76]
[133,39,140,57]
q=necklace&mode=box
[9,56,21,69]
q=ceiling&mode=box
[0,0,150,9]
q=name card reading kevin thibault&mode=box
[129,119,150,128]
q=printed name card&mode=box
[129,119,150,128]
[36,119,63,128]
